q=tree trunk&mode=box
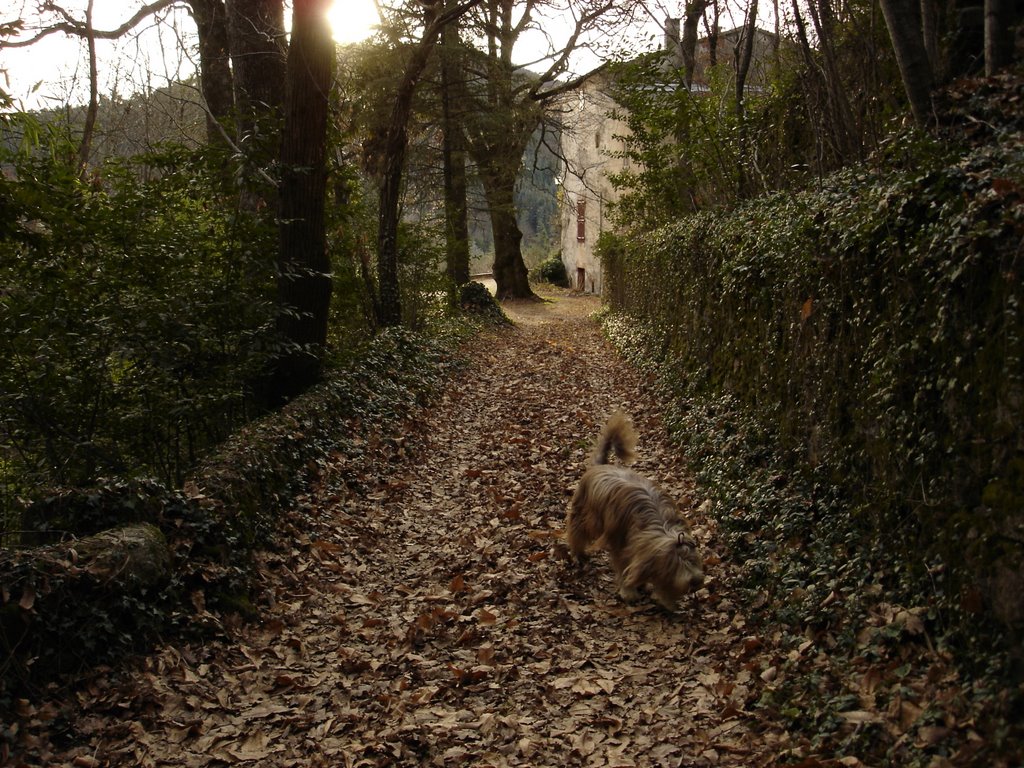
[187,0,235,146]
[375,7,443,328]
[920,0,941,78]
[985,0,1013,75]
[78,0,99,174]
[458,0,540,300]
[681,0,710,88]
[734,0,758,197]
[466,128,536,299]
[483,177,532,299]
[225,0,287,135]
[225,0,286,210]
[440,7,471,290]
[374,0,482,324]
[705,3,720,67]
[879,0,934,127]
[805,0,861,162]
[734,0,757,117]
[271,0,334,404]
[376,137,404,328]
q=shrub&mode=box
[0,136,277,533]
[530,254,570,287]
[459,281,509,324]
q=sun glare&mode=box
[327,0,380,45]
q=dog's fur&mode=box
[567,412,704,609]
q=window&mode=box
[576,199,586,242]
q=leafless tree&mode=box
[457,0,646,299]
[371,0,483,326]
[0,0,179,165]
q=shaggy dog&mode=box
[567,411,705,609]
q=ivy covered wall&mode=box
[600,128,1024,630]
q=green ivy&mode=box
[601,127,1024,659]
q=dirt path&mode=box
[21,289,777,767]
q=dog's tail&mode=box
[591,410,637,465]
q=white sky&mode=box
[0,0,381,110]
[0,0,670,111]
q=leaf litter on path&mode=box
[13,289,787,767]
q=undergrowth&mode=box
[602,286,1019,765]
[604,313,1023,765]
[0,325,465,705]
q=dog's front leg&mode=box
[609,551,642,602]
[651,590,679,611]
[618,583,642,603]
[565,501,593,564]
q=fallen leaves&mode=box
[7,289,1013,767]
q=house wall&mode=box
[556,25,778,296]
[558,76,632,296]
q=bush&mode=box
[601,114,1024,762]
[0,326,460,697]
[529,254,570,287]
[0,136,277,533]
[459,281,509,324]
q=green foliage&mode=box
[0,131,278,529]
[606,53,726,230]
[602,120,1024,758]
[604,18,906,229]
[198,325,460,547]
[398,221,452,331]
[325,163,380,343]
[0,326,461,699]
[458,281,509,325]
[529,254,569,287]
[601,127,1024,650]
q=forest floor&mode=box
[9,287,885,766]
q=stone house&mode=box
[557,22,778,295]
[557,72,630,296]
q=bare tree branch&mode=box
[0,0,179,48]
[531,61,609,100]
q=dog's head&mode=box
[646,529,705,606]
[669,530,705,593]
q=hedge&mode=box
[600,129,1024,635]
